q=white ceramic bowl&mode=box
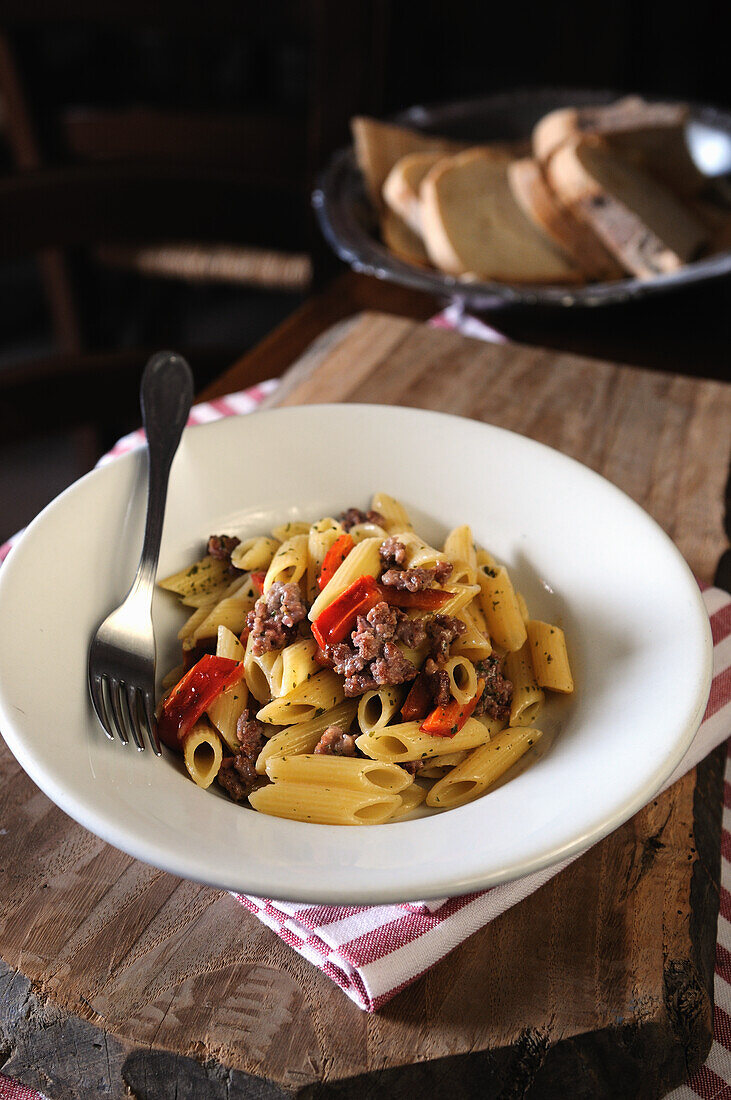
[0,405,712,903]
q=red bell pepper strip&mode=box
[312,575,381,649]
[378,585,451,611]
[401,671,434,721]
[317,534,354,591]
[250,571,267,595]
[420,679,485,737]
[157,654,245,750]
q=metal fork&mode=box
[88,351,194,752]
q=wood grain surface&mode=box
[0,312,729,1099]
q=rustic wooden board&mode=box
[0,312,729,1099]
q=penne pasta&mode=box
[271,521,310,541]
[443,524,478,584]
[231,536,279,573]
[275,638,320,697]
[371,492,414,533]
[263,534,309,593]
[444,655,478,705]
[306,517,344,601]
[182,722,223,789]
[248,782,402,825]
[256,699,358,773]
[451,608,492,661]
[357,686,403,733]
[206,627,248,751]
[308,537,382,621]
[426,726,543,810]
[388,782,427,819]
[504,643,545,726]
[478,565,527,652]
[356,716,491,763]
[159,554,231,606]
[526,620,574,693]
[255,669,345,724]
[265,754,412,794]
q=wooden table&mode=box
[1,295,730,1099]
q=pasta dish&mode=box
[157,494,573,824]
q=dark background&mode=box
[0,0,728,540]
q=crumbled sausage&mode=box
[473,656,513,722]
[329,601,419,695]
[340,507,386,531]
[207,534,240,563]
[217,755,258,802]
[237,709,266,761]
[395,615,427,649]
[426,615,467,660]
[314,725,358,756]
[400,759,425,776]
[379,537,407,566]
[381,561,453,592]
[246,581,307,656]
[424,657,452,709]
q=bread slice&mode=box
[533,97,705,197]
[382,152,446,235]
[420,148,583,283]
[380,208,430,267]
[351,117,465,212]
[508,157,623,281]
[547,138,707,278]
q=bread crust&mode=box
[508,157,622,281]
[380,208,430,267]
[547,138,707,278]
[533,97,704,197]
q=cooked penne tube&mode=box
[306,517,344,601]
[243,630,276,703]
[271,521,310,541]
[356,716,491,763]
[265,754,412,793]
[526,620,574,692]
[475,548,497,570]
[348,522,388,543]
[444,655,478,705]
[504,643,545,726]
[436,583,481,617]
[248,782,402,825]
[357,686,402,733]
[478,566,527,652]
[308,537,382,621]
[443,524,477,584]
[516,592,531,624]
[451,609,492,661]
[263,534,309,593]
[255,699,358,773]
[182,722,223,789]
[191,593,253,645]
[256,669,344,724]
[274,638,320,697]
[159,554,231,605]
[231,536,279,572]
[371,492,414,533]
[178,603,216,648]
[388,783,427,819]
[206,627,248,751]
[394,530,448,571]
[426,726,543,809]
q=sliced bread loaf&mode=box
[382,152,447,235]
[547,138,707,277]
[380,208,430,266]
[507,157,622,281]
[420,148,583,283]
[533,97,705,197]
[351,117,465,212]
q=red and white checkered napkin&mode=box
[1,324,730,1100]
